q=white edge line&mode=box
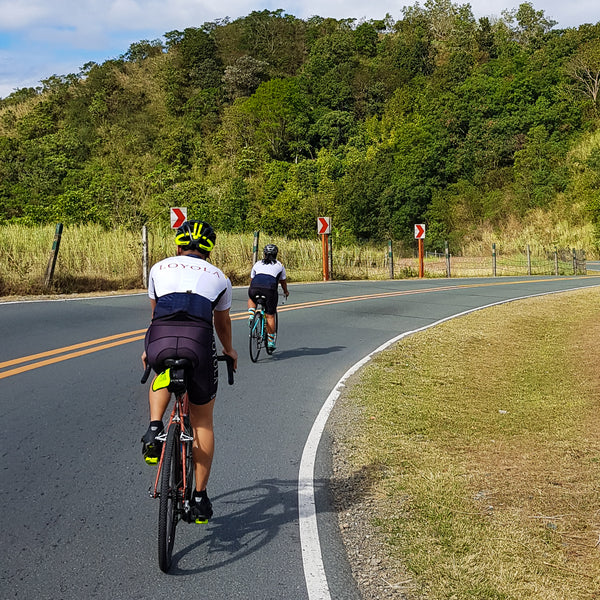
[298,284,600,600]
[0,292,147,305]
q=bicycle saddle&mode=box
[152,358,193,393]
[163,358,193,369]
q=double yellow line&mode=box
[0,329,148,380]
[1,277,595,380]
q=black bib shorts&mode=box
[248,284,278,315]
[144,318,217,405]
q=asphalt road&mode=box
[2,275,600,600]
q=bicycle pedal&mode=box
[194,518,209,524]
[144,456,159,465]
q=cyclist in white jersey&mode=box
[247,244,289,350]
[141,220,238,522]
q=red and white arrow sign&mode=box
[414,224,426,239]
[170,207,187,229]
[317,216,331,235]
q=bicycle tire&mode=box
[158,424,180,572]
[249,312,262,362]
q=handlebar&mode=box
[141,354,235,386]
[141,363,152,384]
[217,354,235,385]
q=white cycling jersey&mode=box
[148,255,232,318]
[250,260,286,287]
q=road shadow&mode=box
[167,464,382,575]
[267,345,346,360]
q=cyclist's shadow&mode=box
[269,345,345,360]
[168,478,299,574]
[168,464,380,574]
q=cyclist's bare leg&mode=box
[189,398,215,492]
[149,383,170,422]
[266,313,276,334]
[247,298,257,310]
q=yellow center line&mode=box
[2,276,598,379]
[0,334,146,380]
[0,329,147,370]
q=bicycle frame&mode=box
[150,391,193,505]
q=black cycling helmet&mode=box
[263,244,278,261]
[175,220,216,253]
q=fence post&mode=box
[44,223,63,288]
[582,250,587,274]
[526,244,531,276]
[492,243,497,277]
[388,240,394,279]
[572,248,576,275]
[142,225,149,288]
[252,231,260,264]
[445,240,451,278]
[554,249,559,276]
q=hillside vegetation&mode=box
[2,1,600,255]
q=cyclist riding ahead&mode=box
[141,220,238,523]
[247,244,289,351]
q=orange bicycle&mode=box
[141,354,234,572]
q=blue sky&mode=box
[1,0,599,99]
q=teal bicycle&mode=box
[248,294,277,362]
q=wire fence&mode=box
[327,243,588,281]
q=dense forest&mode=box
[2,1,600,252]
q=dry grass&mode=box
[0,223,593,297]
[331,288,600,599]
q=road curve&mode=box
[2,276,599,600]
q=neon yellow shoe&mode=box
[190,492,213,523]
[141,424,163,465]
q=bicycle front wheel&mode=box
[249,312,262,363]
[158,424,180,572]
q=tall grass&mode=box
[0,223,595,297]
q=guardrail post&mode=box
[492,243,497,277]
[44,223,63,288]
[554,249,559,275]
[527,244,531,275]
[445,240,451,278]
[388,240,394,279]
[572,248,576,275]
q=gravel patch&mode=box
[327,386,414,600]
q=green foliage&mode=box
[1,3,600,250]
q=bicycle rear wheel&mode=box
[158,424,180,572]
[249,312,262,363]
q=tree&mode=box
[236,78,311,161]
[566,41,600,108]
[222,56,270,99]
[501,2,557,46]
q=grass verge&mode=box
[329,287,600,600]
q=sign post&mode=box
[170,207,187,229]
[317,217,331,281]
[414,224,426,278]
